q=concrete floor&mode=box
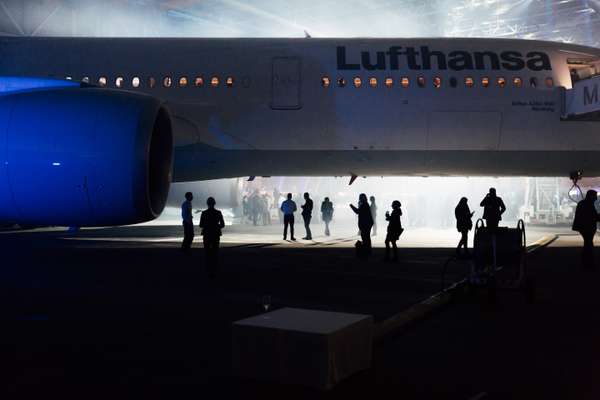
[0,223,593,398]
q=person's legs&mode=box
[391,241,398,261]
[324,220,330,236]
[486,219,499,231]
[182,221,194,252]
[290,215,295,240]
[303,215,312,239]
[361,228,372,255]
[283,214,290,239]
[582,232,595,269]
[384,238,390,260]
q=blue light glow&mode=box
[52,162,61,166]
[0,77,80,95]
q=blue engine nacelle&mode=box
[0,87,173,226]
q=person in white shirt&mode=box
[280,193,297,241]
[181,192,194,252]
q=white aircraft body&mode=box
[0,37,599,225]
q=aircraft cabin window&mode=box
[163,76,172,88]
[482,77,490,88]
[369,77,377,88]
[195,77,204,87]
[465,77,474,88]
[132,77,140,88]
[81,77,90,84]
[449,77,457,88]
[513,77,522,88]
[226,77,234,87]
[401,77,409,88]
[98,77,107,87]
[149,77,156,88]
[322,77,330,87]
[179,77,188,87]
[211,77,219,87]
[353,77,362,88]
[337,77,346,87]
[65,76,72,80]
[116,77,124,88]
[385,77,393,88]
[433,77,441,88]
[545,77,554,88]
[417,76,425,88]
[497,77,506,88]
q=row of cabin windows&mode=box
[69,75,235,88]
[321,76,554,89]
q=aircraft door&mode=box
[271,57,302,110]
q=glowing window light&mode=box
[513,77,522,88]
[497,77,506,88]
[369,77,377,87]
[52,162,61,166]
[148,77,156,88]
[98,77,107,87]
[65,76,72,80]
[226,77,234,87]
[545,77,554,88]
[385,77,393,88]
[163,76,172,88]
[433,76,442,88]
[115,77,124,88]
[353,77,362,88]
[179,77,188,87]
[417,76,426,87]
[482,77,490,88]
[401,77,409,88]
[132,77,140,88]
[81,77,90,84]
[465,77,474,87]
[195,77,204,87]
[322,76,330,87]
[337,77,346,87]
[211,77,219,87]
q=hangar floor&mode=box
[1,223,597,398]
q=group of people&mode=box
[181,185,600,279]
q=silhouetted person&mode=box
[199,197,225,279]
[480,188,506,231]
[350,193,374,257]
[281,193,297,241]
[370,196,378,236]
[384,200,403,262]
[572,190,600,269]
[455,197,474,258]
[181,192,194,253]
[321,197,334,236]
[301,192,313,240]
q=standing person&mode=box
[301,192,313,240]
[321,197,334,236]
[384,200,403,262]
[480,188,506,231]
[350,193,374,257]
[370,196,378,236]
[280,193,297,241]
[199,197,225,279]
[181,192,194,253]
[455,197,474,258]
[572,190,600,269]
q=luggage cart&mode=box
[469,219,535,303]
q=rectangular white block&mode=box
[232,307,373,389]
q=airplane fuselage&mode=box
[1,37,599,179]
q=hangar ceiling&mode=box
[0,0,599,47]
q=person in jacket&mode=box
[350,193,374,257]
[301,192,313,240]
[280,193,297,241]
[181,192,194,253]
[321,197,334,236]
[384,200,403,261]
[455,197,474,258]
[480,188,506,231]
[572,189,600,269]
[199,197,225,278]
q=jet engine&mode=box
[0,87,173,226]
